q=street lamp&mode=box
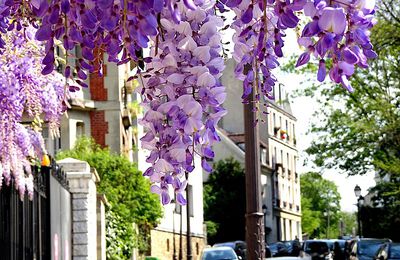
[354,185,365,238]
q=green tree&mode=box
[338,212,357,237]
[300,172,341,238]
[284,0,400,240]
[57,137,162,258]
[203,158,246,244]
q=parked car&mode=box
[270,242,291,257]
[302,240,332,260]
[202,246,240,260]
[375,242,400,260]
[349,239,392,260]
[282,240,302,256]
[213,241,246,259]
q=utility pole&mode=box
[244,86,265,260]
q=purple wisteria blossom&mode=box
[0,27,66,199]
[297,0,377,91]
[0,0,378,203]
[138,1,226,205]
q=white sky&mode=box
[221,12,375,212]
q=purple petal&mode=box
[295,52,310,67]
[342,47,359,64]
[363,49,377,59]
[61,0,70,13]
[202,146,215,159]
[241,5,253,24]
[317,60,326,82]
[201,158,212,173]
[41,64,54,75]
[161,191,171,205]
[35,24,52,41]
[97,0,113,9]
[183,0,196,10]
[340,75,353,92]
[318,7,346,35]
[176,192,187,205]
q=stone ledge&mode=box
[57,158,91,173]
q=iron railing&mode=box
[0,165,52,260]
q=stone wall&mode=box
[150,229,206,260]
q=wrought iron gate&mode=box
[0,165,52,260]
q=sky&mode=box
[221,11,375,212]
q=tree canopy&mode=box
[285,0,400,239]
[57,137,162,258]
[300,172,342,238]
[203,158,246,244]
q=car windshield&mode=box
[359,241,386,257]
[305,242,330,254]
[390,244,400,259]
[202,249,237,260]
[214,243,235,249]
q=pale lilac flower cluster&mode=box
[0,28,65,199]
[0,0,201,89]
[296,0,377,91]
[138,0,226,205]
[230,0,282,110]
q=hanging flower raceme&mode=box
[138,1,226,205]
[0,27,66,199]
[226,0,303,116]
[296,0,377,91]
[0,0,201,91]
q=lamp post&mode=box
[171,200,177,260]
[354,185,365,238]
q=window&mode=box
[261,148,267,166]
[76,122,85,138]
[286,153,289,171]
[167,239,170,252]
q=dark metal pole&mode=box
[244,88,265,260]
[173,205,177,260]
[357,200,361,238]
[186,185,192,260]
[179,205,183,260]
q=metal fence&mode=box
[0,161,70,260]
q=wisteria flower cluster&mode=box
[138,0,226,205]
[296,0,377,91]
[0,27,65,199]
[0,0,377,203]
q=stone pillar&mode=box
[58,158,100,260]
[97,194,108,260]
